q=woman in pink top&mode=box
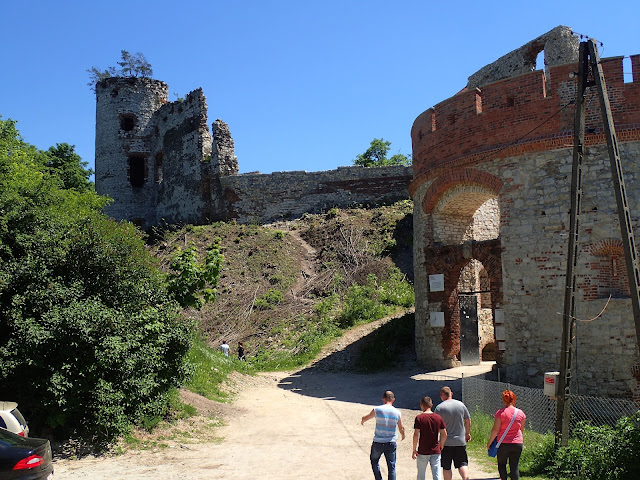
[486,390,526,480]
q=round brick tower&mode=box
[410,34,640,397]
[95,77,169,227]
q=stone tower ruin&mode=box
[94,78,413,228]
[95,77,237,228]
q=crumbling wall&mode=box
[154,88,216,226]
[221,165,413,224]
[466,25,579,89]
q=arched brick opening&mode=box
[424,240,503,365]
[419,169,504,366]
[422,168,503,215]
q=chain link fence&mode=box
[462,376,639,434]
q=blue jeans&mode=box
[417,453,442,480]
[370,441,397,480]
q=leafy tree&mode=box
[45,143,94,192]
[353,138,412,167]
[87,50,153,91]
[0,118,192,445]
[167,240,224,310]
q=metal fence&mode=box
[462,376,639,434]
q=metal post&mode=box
[556,41,589,447]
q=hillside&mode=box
[152,200,414,364]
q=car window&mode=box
[0,427,28,446]
[11,408,27,426]
[0,417,6,429]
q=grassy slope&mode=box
[152,200,414,370]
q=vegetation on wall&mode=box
[87,50,153,91]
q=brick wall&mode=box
[411,45,640,397]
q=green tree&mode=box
[87,50,154,91]
[45,143,94,192]
[0,118,191,445]
[167,240,224,310]
[353,138,412,167]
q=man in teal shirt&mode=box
[362,391,406,480]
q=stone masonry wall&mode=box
[410,38,640,397]
[221,165,413,224]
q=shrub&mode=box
[0,121,193,446]
[254,289,284,310]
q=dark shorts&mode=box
[441,445,468,470]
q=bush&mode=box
[0,121,193,446]
[548,413,640,480]
[254,289,283,310]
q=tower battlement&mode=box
[411,49,640,191]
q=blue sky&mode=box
[2,1,638,175]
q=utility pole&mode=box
[556,39,640,446]
[556,40,588,447]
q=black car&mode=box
[0,428,53,479]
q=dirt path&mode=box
[53,316,500,479]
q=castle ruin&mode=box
[410,26,640,399]
[94,77,412,227]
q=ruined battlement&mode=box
[411,49,640,191]
[95,77,411,227]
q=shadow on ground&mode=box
[277,324,497,410]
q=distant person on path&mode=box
[413,396,447,480]
[434,386,471,480]
[220,340,230,357]
[361,390,406,480]
[486,390,526,480]
[237,341,245,360]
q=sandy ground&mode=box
[54,362,500,480]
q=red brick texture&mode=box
[410,55,640,191]
[423,239,503,361]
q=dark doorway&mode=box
[459,294,479,365]
[128,154,146,188]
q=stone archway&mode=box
[416,168,504,368]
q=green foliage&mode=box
[353,138,411,167]
[335,276,389,328]
[0,119,192,446]
[273,230,285,239]
[184,337,252,402]
[167,239,224,310]
[254,289,283,310]
[45,143,94,192]
[87,50,153,91]
[547,413,640,480]
[378,268,414,307]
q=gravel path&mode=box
[53,315,500,479]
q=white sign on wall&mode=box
[495,325,506,341]
[430,311,445,327]
[498,341,506,351]
[494,309,504,324]
[429,274,445,292]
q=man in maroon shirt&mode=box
[413,396,447,480]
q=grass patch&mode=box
[184,337,253,401]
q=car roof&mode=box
[0,402,18,411]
